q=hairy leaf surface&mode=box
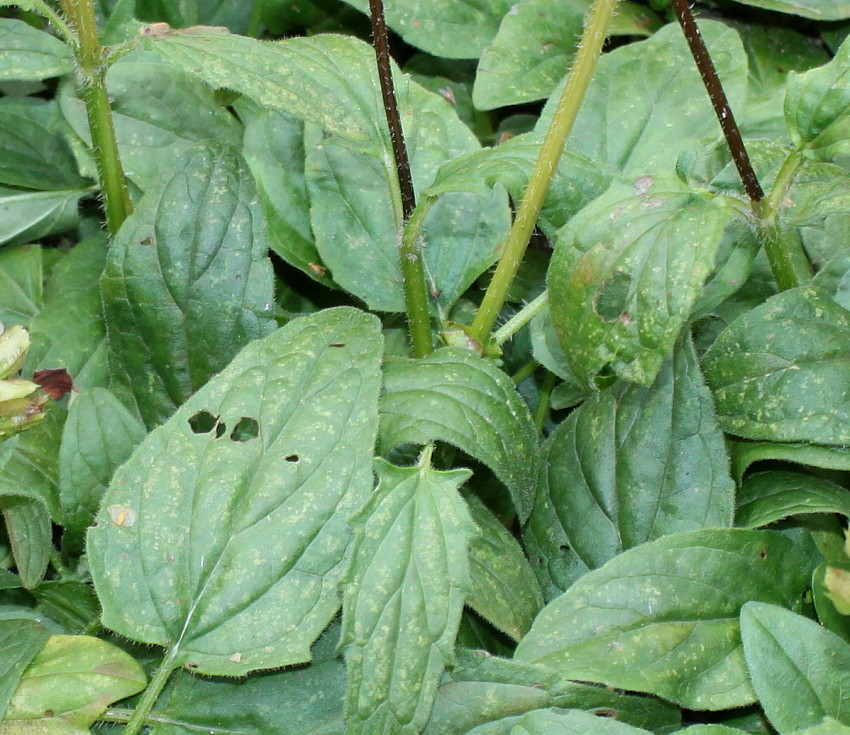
[702,287,850,444]
[88,308,382,675]
[342,457,475,734]
[516,529,812,709]
[380,348,538,522]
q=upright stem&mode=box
[122,650,179,735]
[60,0,132,237]
[469,0,620,344]
[369,0,432,357]
[670,0,763,203]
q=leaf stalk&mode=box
[60,0,132,237]
[469,0,620,344]
[122,649,180,735]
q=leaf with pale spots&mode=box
[741,602,850,732]
[341,455,476,734]
[702,287,850,445]
[547,174,742,388]
[87,307,383,676]
[101,142,276,429]
[523,337,734,599]
[379,348,539,523]
[0,18,72,81]
[515,529,813,710]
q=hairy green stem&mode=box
[401,198,436,357]
[511,359,539,385]
[23,0,77,45]
[122,650,179,735]
[470,0,620,344]
[494,291,549,346]
[533,371,557,435]
[60,0,132,237]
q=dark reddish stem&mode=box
[368,0,416,221]
[670,0,764,203]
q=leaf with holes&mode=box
[379,348,539,522]
[101,142,275,429]
[524,337,734,598]
[702,287,850,444]
[515,529,813,710]
[548,174,741,388]
[342,455,476,734]
[88,307,382,676]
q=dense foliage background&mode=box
[3,0,850,732]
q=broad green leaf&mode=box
[31,581,100,635]
[25,236,109,390]
[426,651,681,735]
[516,529,813,710]
[467,708,654,735]
[342,455,476,734]
[339,0,514,59]
[142,31,508,312]
[0,619,49,721]
[466,496,543,642]
[0,18,72,81]
[134,0,255,33]
[379,348,539,522]
[61,52,242,192]
[729,0,850,20]
[0,186,89,247]
[790,720,850,735]
[736,471,850,528]
[88,308,383,676]
[0,245,42,327]
[548,174,740,388]
[730,441,850,484]
[702,287,850,444]
[473,0,661,110]
[58,387,146,552]
[670,728,749,735]
[102,143,275,428]
[786,36,850,161]
[150,658,346,735]
[241,107,332,287]
[524,338,734,598]
[529,303,588,405]
[425,134,610,237]
[0,634,146,733]
[0,495,50,589]
[0,99,86,191]
[814,251,850,312]
[741,602,850,732]
[537,21,748,175]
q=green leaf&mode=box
[0,634,146,733]
[150,659,346,735]
[133,0,255,33]
[0,99,86,191]
[537,21,748,175]
[515,529,813,710]
[813,564,850,644]
[338,0,514,59]
[342,455,476,734]
[379,348,539,522]
[241,108,332,287]
[468,708,655,735]
[728,0,850,20]
[58,387,146,553]
[524,338,733,598]
[548,174,741,388]
[143,31,508,312]
[0,186,88,247]
[60,51,243,193]
[736,471,850,528]
[88,307,383,676]
[0,495,50,589]
[31,582,100,635]
[425,651,682,735]
[101,142,275,428]
[730,441,850,484]
[741,602,850,732]
[786,36,850,161]
[790,720,850,735]
[0,18,72,81]
[0,618,49,721]
[466,496,543,642]
[702,287,850,444]
[670,728,749,735]
[25,236,108,390]
[0,245,42,327]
